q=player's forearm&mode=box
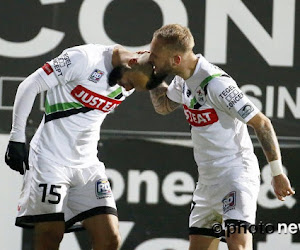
[248,113,285,177]
[149,82,180,115]
[253,117,281,162]
[10,70,49,142]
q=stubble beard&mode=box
[155,63,174,76]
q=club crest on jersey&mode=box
[222,191,236,213]
[95,179,112,199]
[88,69,104,83]
[195,85,206,105]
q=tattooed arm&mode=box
[247,112,295,201]
[247,112,280,162]
[149,82,180,115]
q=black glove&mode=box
[5,141,29,175]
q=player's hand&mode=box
[5,141,29,175]
[271,173,295,201]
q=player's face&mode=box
[118,54,153,91]
[149,37,174,75]
[118,70,151,91]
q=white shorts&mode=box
[16,149,117,232]
[189,172,260,237]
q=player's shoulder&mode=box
[60,44,113,67]
[206,75,238,96]
[60,44,89,62]
[82,44,117,54]
[64,44,113,56]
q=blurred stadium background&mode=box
[0,0,299,249]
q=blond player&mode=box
[149,24,295,250]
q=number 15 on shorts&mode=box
[39,184,62,204]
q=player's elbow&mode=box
[248,112,273,131]
[263,116,272,127]
[154,107,171,115]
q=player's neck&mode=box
[176,53,199,80]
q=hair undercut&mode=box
[153,24,195,52]
[108,65,128,87]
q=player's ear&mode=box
[172,55,181,66]
[128,58,138,67]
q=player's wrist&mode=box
[9,129,26,143]
[269,159,284,177]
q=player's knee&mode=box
[48,230,64,244]
[111,232,121,249]
[104,231,121,249]
[226,233,252,250]
[92,231,121,250]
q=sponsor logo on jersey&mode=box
[218,85,236,99]
[71,85,122,112]
[183,83,192,97]
[88,69,104,83]
[95,179,112,199]
[52,52,72,77]
[183,105,219,127]
[219,85,244,109]
[42,63,53,75]
[222,191,236,213]
[187,89,191,97]
[225,90,244,109]
[238,103,254,119]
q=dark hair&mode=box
[108,65,128,87]
[108,65,167,90]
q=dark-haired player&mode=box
[5,43,163,250]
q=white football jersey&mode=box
[167,55,260,184]
[30,44,134,167]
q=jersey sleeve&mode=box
[207,77,260,123]
[38,47,89,88]
[166,76,184,104]
[9,70,50,142]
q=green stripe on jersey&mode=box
[200,73,222,89]
[45,98,84,115]
[189,97,198,108]
[108,87,122,98]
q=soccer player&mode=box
[148,24,295,250]
[5,44,162,250]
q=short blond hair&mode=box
[153,24,194,52]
